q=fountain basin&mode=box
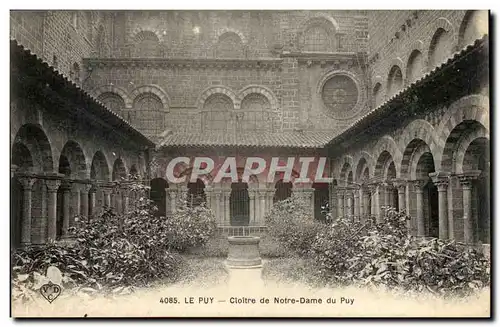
[226,236,262,268]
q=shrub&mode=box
[265,193,324,256]
[310,207,490,296]
[164,192,217,252]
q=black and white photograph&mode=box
[7,7,491,318]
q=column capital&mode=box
[367,182,379,192]
[429,172,450,190]
[457,170,482,187]
[44,178,61,192]
[17,176,36,190]
[80,183,92,193]
[102,187,113,196]
[392,179,407,192]
[410,179,428,190]
[167,188,177,199]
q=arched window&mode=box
[133,93,165,138]
[387,65,403,98]
[202,94,234,132]
[459,11,489,48]
[406,50,425,85]
[372,83,383,108]
[97,92,125,116]
[428,28,453,68]
[240,93,272,131]
[132,31,161,57]
[215,32,244,58]
[303,25,331,52]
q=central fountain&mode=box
[226,236,262,268]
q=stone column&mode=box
[214,190,222,226]
[266,189,274,213]
[336,187,345,219]
[89,185,96,219]
[224,189,231,225]
[80,184,91,222]
[458,171,481,244]
[249,190,256,226]
[44,179,61,243]
[205,186,214,211]
[61,182,71,239]
[17,177,35,246]
[393,179,406,212]
[429,172,450,240]
[362,186,370,220]
[260,190,267,225]
[346,188,354,217]
[353,187,360,219]
[70,183,81,222]
[412,180,427,237]
[103,187,112,208]
[383,182,392,210]
[368,183,381,222]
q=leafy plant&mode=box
[265,193,324,256]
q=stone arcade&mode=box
[10,10,490,253]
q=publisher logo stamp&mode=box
[40,282,61,303]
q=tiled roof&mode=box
[327,35,489,148]
[10,39,155,148]
[158,130,339,149]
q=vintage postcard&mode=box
[9,9,490,318]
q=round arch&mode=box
[112,158,128,182]
[13,124,54,173]
[90,150,111,182]
[130,85,170,110]
[59,140,89,179]
[238,85,279,111]
[92,85,132,108]
[197,86,238,111]
[371,136,402,177]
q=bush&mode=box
[310,207,490,296]
[164,192,217,252]
[11,181,215,299]
[265,193,324,256]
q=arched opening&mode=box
[240,93,273,131]
[303,24,332,52]
[313,182,329,222]
[215,32,244,58]
[112,158,127,182]
[273,179,292,203]
[230,181,250,226]
[428,28,453,68]
[97,92,126,117]
[372,82,383,108]
[416,152,438,238]
[132,30,161,57]
[187,178,206,207]
[132,92,165,138]
[13,124,53,173]
[60,140,87,179]
[150,178,168,217]
[463,137,490,243]
[202,93,234,133]
[387,65,403,98]
[406,50,424,85]
[459,10,489,48]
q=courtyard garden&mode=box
[11,181,491,317]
